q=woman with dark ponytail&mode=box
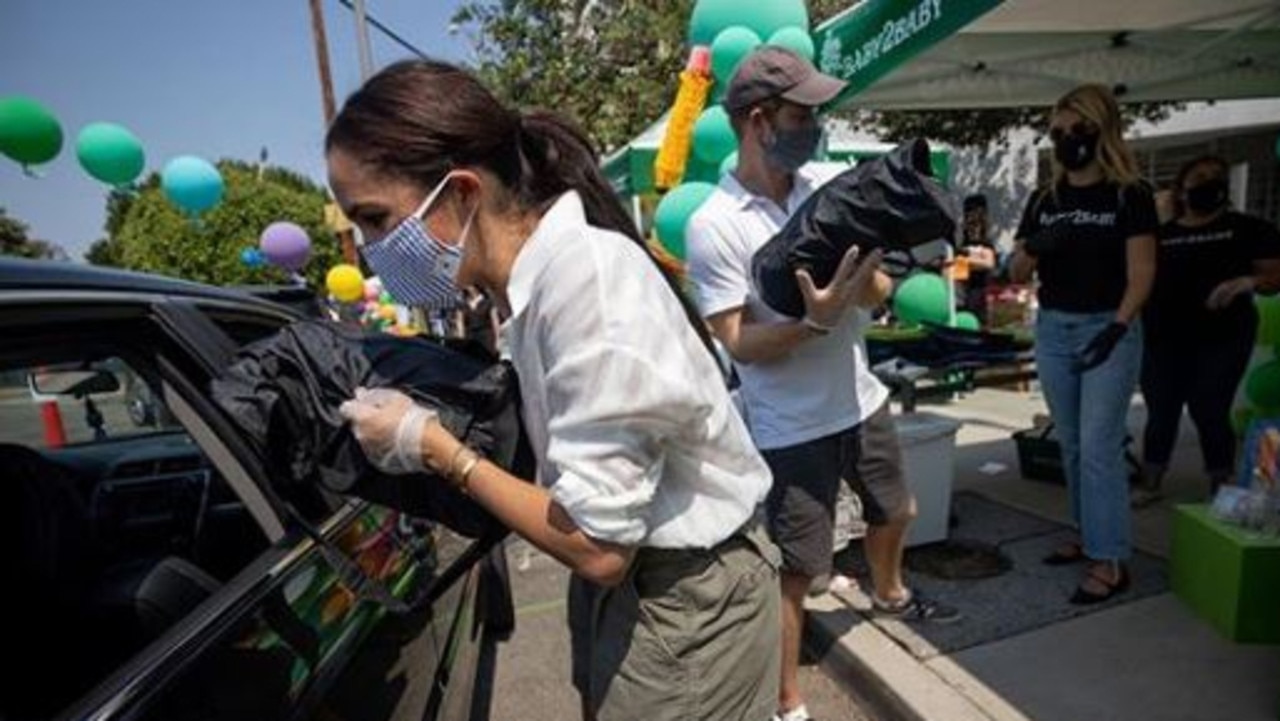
[332,60,780,721]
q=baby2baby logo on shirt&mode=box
[1039,209,1118,228]
[815,0,1002,99]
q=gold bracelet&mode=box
[446,444,471,478]
[456,455,482,495]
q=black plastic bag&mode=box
[752,138,958,318]
[211,321,526,537]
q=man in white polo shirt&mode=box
[686,46,961,721]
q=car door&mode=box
[124,297,511,721]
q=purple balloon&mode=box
[259,221,311,271]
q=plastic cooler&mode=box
[894,412,962,547]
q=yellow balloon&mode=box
[326,264,364,302]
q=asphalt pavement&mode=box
[489,538,869,721]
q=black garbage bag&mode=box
[211,321,526,538]
[752,138,958,318]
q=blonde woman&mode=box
[1010,84,1157,604]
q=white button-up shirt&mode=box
[500,191,771,549]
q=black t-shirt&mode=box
[1016,181,1158,313]
[1145,211,1280,340]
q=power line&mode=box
[333,0,430,60]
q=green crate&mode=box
[1170,504,1280,644]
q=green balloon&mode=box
[710,26,762,83]
[76,122,145,186]
[953,310,981,331]
[1258,295,1280,346]
[719,150,738,177]
[768,26,815,62]
[692,106,736,165]
[1246,360,1280,409]
[653,181,717,261]
[0,96,63,166]
[689,0,809,47]
[893,273,950,327]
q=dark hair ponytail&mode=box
[327,59,716,360]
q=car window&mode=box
[1,356,181,448]
[2,332,272,720]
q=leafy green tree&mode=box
[109,160,341,287]
[0,206,65,259]
[452,0,696,153]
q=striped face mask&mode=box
[358,173,475,310]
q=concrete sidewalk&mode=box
[806,387,1280,721]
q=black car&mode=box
[0,258,512,721]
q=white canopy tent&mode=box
[817,0,1280,110]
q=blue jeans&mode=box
[1035,309,1142,561]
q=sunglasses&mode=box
[1048,121,1099,143]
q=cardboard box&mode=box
[1170,504,1280,644]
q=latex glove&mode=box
[1206,276,1255,310]
[796,246,884,330]
[1022,224,1068,258]
[338,387,438,475]
[1076,322,1128,372]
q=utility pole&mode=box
[353,0,375,81]
[307,0,356,263]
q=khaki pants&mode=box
[569,520,781,721]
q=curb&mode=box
[803,593,1030,721]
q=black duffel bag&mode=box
[752,138,958,318]
[211,320,526,538]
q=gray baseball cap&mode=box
[724,45,847,113]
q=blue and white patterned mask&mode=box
[358,173,474,310]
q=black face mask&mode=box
[763,120,822,173]
[1185,178,1229,215]
[1052,131,1100,171]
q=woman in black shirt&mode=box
[1139,155,1280,503]
[1010,84,1158,604]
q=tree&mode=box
[107,160,342,287]
[452,0,695,153]
[0,207,65,260]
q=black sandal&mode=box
[1042,541,1086,566]
[1069,563,1130,605]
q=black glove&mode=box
[1076,322,1128,372]
[1023,223,1068,258]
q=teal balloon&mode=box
[689,0,809,47]
[719,150,739,177]
[0,96,63,166]
[768,27,815,62]
[653,181,716,261]
[893,273,950,326]
[710,26,762,83]
[1245,360,1280,409]
[76,122,145,186]
[692,106,736,165]
[953,311,981,331]
[161,156,223,214]
[1258,295,1280,346]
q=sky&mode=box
[0,0,472,259]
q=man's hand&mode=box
[339,387,440,475]
[795,246,884,329]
